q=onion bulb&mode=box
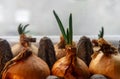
[54,29,76,60]
[89,27,120,79]
[12,24,38,56]
[52,45,90,79]
[52,11,90,79]
[2,47,50,79]
[54,35,67,59]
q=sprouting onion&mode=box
[53,11,73,45]
[52,10,90,79]
[53,11,76,59]
[89,27,120,79]
[18,24,30,35]
[98,27,104,39]
[11,24,38,56]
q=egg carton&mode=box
[1,35,120,49]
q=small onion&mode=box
[2,48,50,79]
[52,11,90,79]
[52,45,90,79]
[12,24,38,56]
[89,27,120,79]
[89,48,120,79]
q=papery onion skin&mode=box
[54,43,76,60]
[54,35,66,60]
[2,50,50,79]
[89,51,120,79]
[52,46,90,79]
[54,35,76,60]
[12,24,38,57]
[54,44,66,59]
[11,43,24,56]
[89,37,120,79]
[12,43,38,56]
[12,34,38,56]
[52,57,90,79]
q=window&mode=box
[15,9,30,23]
[0,4,4,22]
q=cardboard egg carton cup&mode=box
[1,35,120,49]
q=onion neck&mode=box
[93,38,118,55]
[57,35,66,49]
[65,45,77,61]
[64,45,77,77]
[20,34,36,47]
[20,34,30,47]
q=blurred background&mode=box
[0,0,120,36]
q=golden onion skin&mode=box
[89,37,120,79]
[52,46,90,79]
[2,53,50,79]
[12,28,38,57]
[54,35,66,60]
[54,35,77,60]
[11,43,24,56]
[54,44,66,60]
[89,51,120,79]
[54,42,76,60]
[12,43,38,56]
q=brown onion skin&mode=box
[54,43,76,60]
[54,36,76,60]
[89,51,120,79]
[54,44,66,59]
[2,53,50,79]
[54,35,66,60]
[52,46,90,79]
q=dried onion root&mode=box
[52,11,90,79]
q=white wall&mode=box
[0,0,120,36]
